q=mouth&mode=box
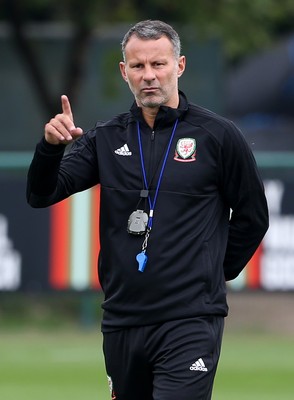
[141,87,159,93]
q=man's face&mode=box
[120,36,185,109]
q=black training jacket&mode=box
[27,92,269,331]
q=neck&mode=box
[140,96,180,128]
[141,107,158,128]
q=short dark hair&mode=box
[121,20,181,61]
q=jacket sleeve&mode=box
[220,121,269,281]
[27,131,99,208]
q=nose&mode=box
[143,66,156,82]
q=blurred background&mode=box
[0,1,293,399]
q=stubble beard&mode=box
[138,90,168,109]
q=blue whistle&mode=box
[136,251,148,272]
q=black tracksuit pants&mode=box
[103,316,224,400]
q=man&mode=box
[27,20,269,400]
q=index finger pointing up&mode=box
[61,95,73,121]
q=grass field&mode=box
[214,333,294,400]
[0,328,293,400]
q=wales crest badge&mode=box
[174,138,196,162]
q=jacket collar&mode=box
[130,91,189,129]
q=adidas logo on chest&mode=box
[114,144,132,156]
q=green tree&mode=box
[2,0,294,116]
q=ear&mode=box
[177,56,186,78]
[119,62,128,82]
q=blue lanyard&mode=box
[137,118,179,229]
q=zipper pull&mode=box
[151,130,155,141]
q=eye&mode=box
[131,63,143,69]
[154,61,166,68]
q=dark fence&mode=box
[0,153,294,292]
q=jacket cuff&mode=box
[37,136,67,155]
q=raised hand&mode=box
[44,95,83,145]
